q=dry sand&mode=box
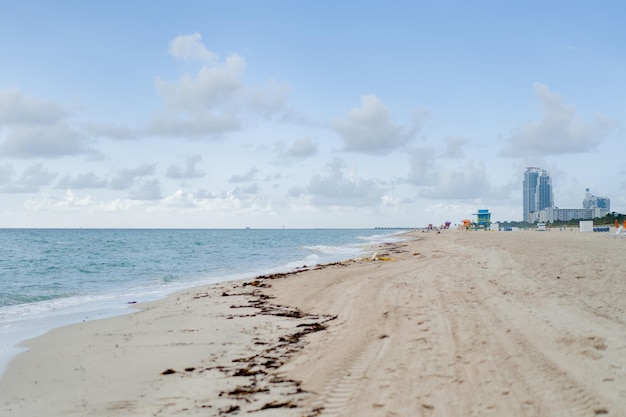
[2,229,626,416]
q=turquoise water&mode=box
[0,228,403,374]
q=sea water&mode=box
[0,228,404,375]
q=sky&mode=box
[0,1,624,228]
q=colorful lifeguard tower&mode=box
[473,209,491,230]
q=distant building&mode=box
[523,167,553,222]
[522,168,610,223]
[523,168,539,222]
[533,188,610,223]
[536,172,554,211]
[582,188,610,211]
[537,207,606,222]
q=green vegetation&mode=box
[497,212,624,229]
[497,220,534,229]
[547,212,624,228]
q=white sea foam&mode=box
[302,244,363,256]
[357,230,409,244]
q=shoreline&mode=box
[2,230,626,416]
[0,253,375,416]
[0,229,401,377]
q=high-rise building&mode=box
[523,168,538,222]
[536,172,554,211]
[523,167,553,222]
[523,174,611,223]
[583,188,610,211]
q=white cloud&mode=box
[109,163,157,190]
[169,32,217,63]
[0,89,98,159]
[149,33,298,140]
[166,154,205,179]
[406,147,497,200]
[20,163,57,187]
[0,163,56,194]
[442,136,469,158]
[161,189,198,209]
[25,190,93,212]
[56,172,108,189]
[300,158,384,206]
[195,189,219,199]
[149,112,240,138]
[129,179,162,200]
[19,188,268,219]
[229,167,259,183]
[232,183,260,198]
[0,183,39,194]
[162,189,245,210]
[420,160,491,200]
[155,54,245,112]
[83,122,138,140]
[99,198,144,213]
[0,164,14,184]
[500,83,611,156]
[332,94,422,155]
[406,146,438,186]
[151,45,246,139]
[0,125,95,159]
[159,188,274,216]
[0,88,68,126]
[423,201,479,223]
[285,137,317,158]
[247,80,291,119]
[274,137,318,163]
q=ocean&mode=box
[0,228,403,375]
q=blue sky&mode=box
[0,1,624,228]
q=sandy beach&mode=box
[2,229,626,416]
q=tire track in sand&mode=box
[317,336,391,417]
[470,244,618,417]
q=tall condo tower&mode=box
[523,168,539,221]
[583,188,610,211]
[536,172,554,211]
[523,167,553,222]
